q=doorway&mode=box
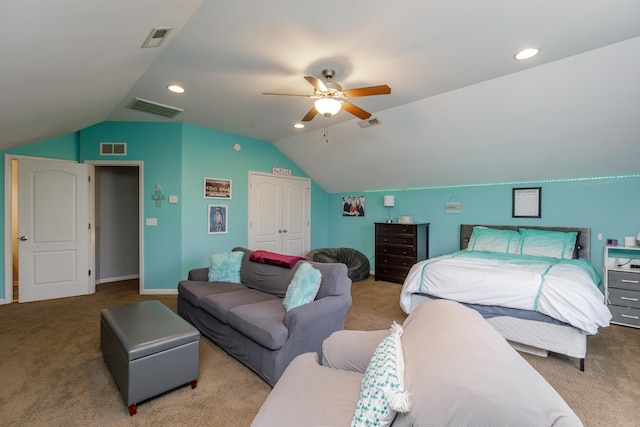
[3,157,144,303]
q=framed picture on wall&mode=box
[512,187,541,218]
[208,204,228,234]
[204,177,232,199]
[342,195,365,217]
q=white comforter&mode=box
[400,251,611,334]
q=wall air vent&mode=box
[142,27,172,48]
[127,97,183,118]
[100,142,127,156]
[357,117,381,128]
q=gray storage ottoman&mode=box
[100,300,200,415]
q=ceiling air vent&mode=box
[100,142,127,156]
[142,27,172,48]
[127,97,183,118]
[357,117,381,128]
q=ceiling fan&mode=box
[263,68,391,122]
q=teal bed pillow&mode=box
[467,226,521,254]
[283,262,322,312]
[208,251,244,283]
[518,228,578,259]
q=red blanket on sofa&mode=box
[249,250,306,269]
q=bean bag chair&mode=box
[305,248,370,282]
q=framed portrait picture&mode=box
[204,177,232,199]
[341,195,365,217]
[208,204,228,234]
[512,187,541,218]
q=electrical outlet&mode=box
[146,218,157,226]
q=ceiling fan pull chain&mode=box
[324,117,329,143]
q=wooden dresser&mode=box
[374,223,429,284]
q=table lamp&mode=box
[383,195,395,223]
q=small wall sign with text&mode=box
[272,167,292,176]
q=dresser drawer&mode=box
[376,245,416,258]
[608,288,640,309]
[376,254,415,269]
[375,265,411,283]
[375,224,417,236]
[609,305,640,328]
[376,235,415,246]
[608,270,640,291]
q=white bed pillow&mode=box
[518,228,578,259]
[467,226,520,254]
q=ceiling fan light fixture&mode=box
[314,98,341,117]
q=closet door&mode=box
[248,172,310,256]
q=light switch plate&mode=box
[169,195,178,204]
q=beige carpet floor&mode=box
[0,277,638,426]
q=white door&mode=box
[248,172,310,256]
[281,178,310,255]
[18,159,90,302]
[249,174,282,252]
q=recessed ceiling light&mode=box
[294,123,304,129]
[514,48,540,60]
[167,84,185,94]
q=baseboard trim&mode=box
[96,274,140,285]
[140,289,178,295]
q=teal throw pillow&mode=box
[208,251,244,283]
[283,262,322,312]
[352,322,411,427]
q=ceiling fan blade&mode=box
[301,106,318,122]
[304,76,328,93]
[262,92,315,97]
[343,85,391,98]
[342,102,372,120]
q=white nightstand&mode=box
[604,245,640,328]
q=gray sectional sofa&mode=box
[252,299,583,426]
[177,247,352,386]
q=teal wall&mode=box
[327,176,640,277]
[179,124,328,277]
[3,120,636,297]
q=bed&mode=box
[399,224,612,371]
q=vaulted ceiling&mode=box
[2,1,640,192]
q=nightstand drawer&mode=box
[376,245,416,258]
[609,288,640,309]
[608,270,640,291]
[609,305,640,328]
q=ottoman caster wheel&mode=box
[128,404,137,416]
[190,379,198,389]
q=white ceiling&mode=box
[2,0,640,192]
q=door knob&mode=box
[283,229,288,233]
[19,236,28,241]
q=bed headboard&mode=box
[460,224,591,261]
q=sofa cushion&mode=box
[228,299,289,350]
[250,353,363,427]
[177,280,245,308]
[199,289,278,324]
[283,262,322,312]
[352,323,411,427]
[233,247,299,297]
[209,251,244,283]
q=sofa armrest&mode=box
[188,267,209,281]
[322,329,388,373]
